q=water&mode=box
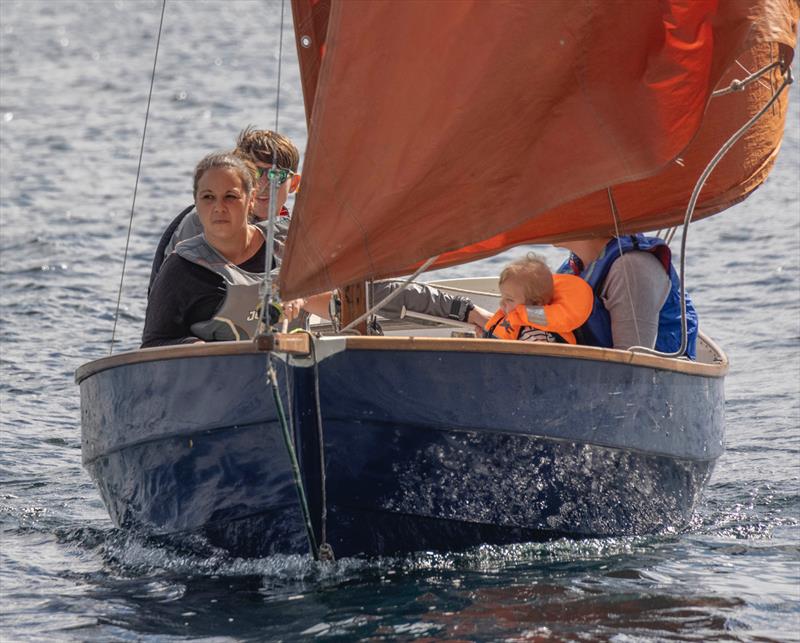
[1,1,798,640]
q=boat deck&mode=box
[76,277,727,383]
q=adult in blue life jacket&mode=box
[556,234,698,359]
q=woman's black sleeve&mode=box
[141,255,218,348]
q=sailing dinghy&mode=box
[77,0,798,559]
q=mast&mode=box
[340,282,368,335]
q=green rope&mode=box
[268,356,319,559]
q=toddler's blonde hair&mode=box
[499,253,554,306]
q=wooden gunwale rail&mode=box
[75,331,727,383]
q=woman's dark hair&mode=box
[193,151,257,198]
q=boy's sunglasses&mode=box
[256,167,294,185]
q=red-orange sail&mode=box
[281,0,798,299]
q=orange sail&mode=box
[281,0,798,299]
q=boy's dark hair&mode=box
[235,126,300,171]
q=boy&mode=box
[484,253,593,344]
[556,235,698,358]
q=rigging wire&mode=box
[307,334,334,561]
[281,354,295,449]
[712,60,782,98]
[267,357,320,559]
[259,0,329,561]
[257,170,323,557]
[274,0,285,132]
[607,188,643,347]
[109,0,166,356]
[258,0,287,332]
[628,63,793,359]
[258,173,281,334]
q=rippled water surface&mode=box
[1,1,798,641]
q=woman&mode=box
[142,152,275,347]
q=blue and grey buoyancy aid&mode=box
[148,206,290,296]
[175,232,266,341]
[557,234,698,359]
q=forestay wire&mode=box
[274,0,285,131]
[109,0,166,356]
[260,0,332,562]
[258,0,287,330]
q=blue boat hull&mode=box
[78,338,725,558]
[80,351,310,555]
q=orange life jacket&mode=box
[484,274,594,344]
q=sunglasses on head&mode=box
[256,166,294,185]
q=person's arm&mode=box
[601,252,670,350]
[142,255,221,348]
[283,291,333,321]
[370,280,479,322]
[467,305,492,333]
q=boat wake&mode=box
[43,490,797,592]
[53,520,675,581]
[15,508,795,641]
